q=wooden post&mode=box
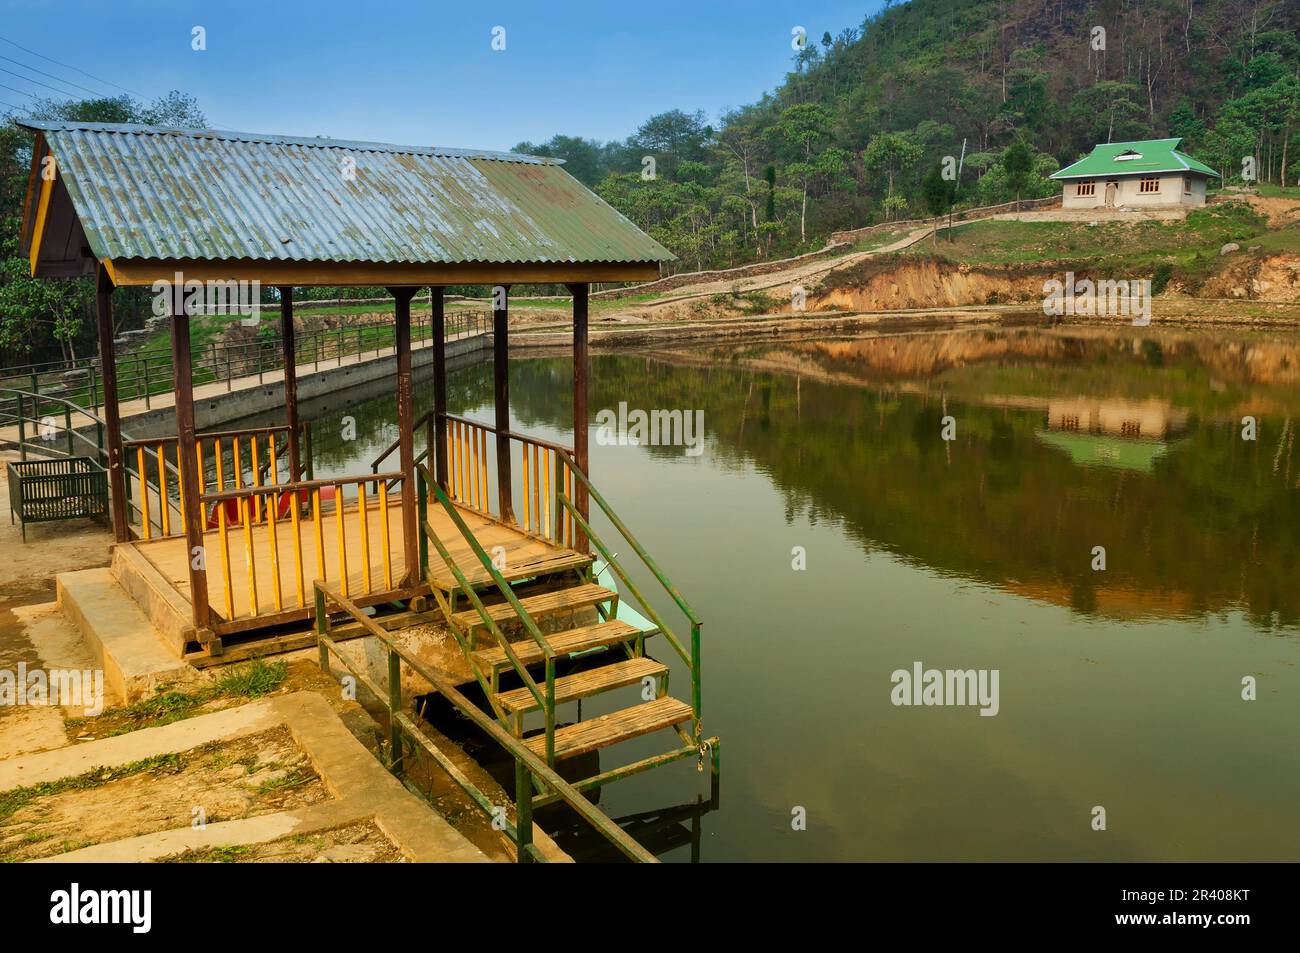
[169,288,213,647]
[390,287,420,586]
[568,282,590,551]
[493,286,514,521]
[431,287,449,492]
[96,265,129,542]
[279,286,303,480]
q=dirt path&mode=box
[596,207,1197,326]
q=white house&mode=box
[1050,138,1218,210]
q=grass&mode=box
[894,201,1281,279]
[850,223,921,253]
[213,657,289,697]
[254,769,314,794]
[704,287,780,316]
[65,658,288,738]
[1254,184,1300,200]
[0,753,183,826]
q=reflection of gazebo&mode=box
[18,121,669,652]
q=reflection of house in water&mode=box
[1037,398,1190,472]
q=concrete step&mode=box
[57,567,205,703]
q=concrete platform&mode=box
[2,692,491,863]
[56,566,205,703]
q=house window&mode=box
[1183,177,1192,195]
[1076,181,1095,197]
[1139,177,1161,194]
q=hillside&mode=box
[519,0,1300,271]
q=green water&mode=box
[299,321,1300,861]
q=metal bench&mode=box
[7,457,108,541]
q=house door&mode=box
[1104,180,1118,207]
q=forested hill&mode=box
[518,0,1300,271]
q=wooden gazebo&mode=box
[18,121,671,655]
[19,122,719,823]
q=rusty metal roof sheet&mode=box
[19,120,673,266]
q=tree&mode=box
[512,134,606,185]
[921,164,957,242]
[1001,140,1034,207]
[769,103,834,243]
[862,131,922,218]
[0,92,207,365]
[628,109,712,179]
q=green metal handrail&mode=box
[552,448,703,741]
[313,580,656,863]
[416,462,560,764]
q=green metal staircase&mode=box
[417,457,716,801]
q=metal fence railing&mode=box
[0,310,489,413]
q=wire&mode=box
[0,81,40,101]
[0,54,103,97]
[0,98,25,113]
[0,65,85,99]
[0,33,142,97]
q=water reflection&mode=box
[270,322,1300,860]
[494,326,1300,631]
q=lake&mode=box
[291,320,1300,862]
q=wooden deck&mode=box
[127,498,591,633]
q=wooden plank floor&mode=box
[128,499,589,624]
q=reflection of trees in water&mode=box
[507,350,1300,629]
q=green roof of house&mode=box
[1050,138,1218,180]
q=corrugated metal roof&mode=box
[19,120,673,265]
[1050,138,1219,180]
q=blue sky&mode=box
[0,0,882,149]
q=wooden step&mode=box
[473,620,641,669]
[495,657,668,713]
[524,697,694,760]
[451,583,615,630]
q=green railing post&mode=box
[545,658,556,766]
[416,470,429,579]
[388,645,403,773]
[142,358,150,409]
[515,758,533,863]
[89,363,98,413]
[692,621,702,743]
[63,404,73,457]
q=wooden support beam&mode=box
[493,286,514,521]
[169,291,214,649]
[390,287,420,586]
[568,282,591,552]
[102,258,661,288]
[95,264,128,542]
[431,287,449,492]
[279,286,303,480]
